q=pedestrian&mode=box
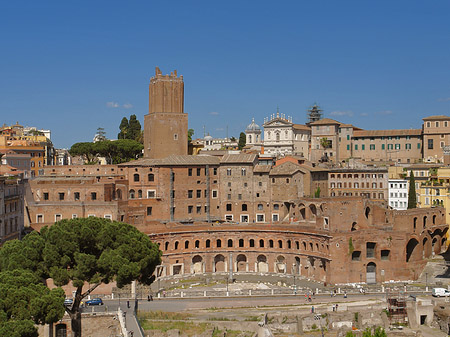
[147,294,150,301]
[305,294,308,302]
[150,294,153,301]
[311,306,314,313]
[344,292,347,298]
[308,295,312,302]
[163,290,166,298]
[127,300,130,308]
[336,303,339,311]
[332,304,335,312]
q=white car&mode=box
[432,288,450,297]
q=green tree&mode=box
[238,132,246,150]
[94,127,107,142]
[0,269,65,336]
[314,186,321,198]
[188,129,195,142]
[69,142,97,164]
[0,218,161,337]
[118,117,129,139]
[408,171,417,209]
[112,139,143,163]
[128,114,142,142]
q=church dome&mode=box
[246,118,261,132]
[204,134,213,141]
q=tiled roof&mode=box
[292,124,311,131]
[269,161,305,176]
[253,165,272,173]
[353,129,421,137]
[220,154,258,164]
[422,115,450,121]
[120,155,220,166]
[309,118,341,125]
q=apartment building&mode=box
[388,179,408,210]
[0,173,26,244]
[423,115,450,163]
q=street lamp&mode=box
[425,272,428,290]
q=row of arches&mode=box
[162,237,329,254]
[406,234,446,263]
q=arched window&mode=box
[302,242,307,250]
[185,240,189,249]
[165,242,169,250]
[423,216,427,228]
[216,239,222,248]
[228,239,233,247]
[195,240,200,248]
[206,239,211,248]
[413,217,417,229]
[296,241,299,249]
[129,189,135,199]
[174,241,179,250]
[259,239,264,248]
[138,190,142,198]
[249,239,255,247]
[239,239,244,247]
[242,204,247,211]
[148,173,154,182]
[133,173,139,182]
[249,135,252,143]
[269,239,274,248]
[287,240,292,249]
[241,168,246,176]
[278,240,283,248]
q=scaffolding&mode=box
[386,288,408,325]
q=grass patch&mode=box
[137,310,191,321]
[244,316,261,321]
[207,317,236,321]
[140,320,210,335]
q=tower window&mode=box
[174,134,178,140]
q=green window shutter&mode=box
[382,144,385,150]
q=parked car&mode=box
[85,298,104,306]
[432,288,450,297]
[64,298,73,306]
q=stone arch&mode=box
[276,255,286,273]
[351,222,359,231]
[299,204,306,220]
[365,207,370,219]
[214,254,225,272]
[192,255,203,274]
[366,262,376,284]
[423,237,430,258]
[237,254,247,272]
[309,204,317,217]
[294,257,301,275]
[432,237,440,256]
[257,255,268,272]
[406,238,420,262]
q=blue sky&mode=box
[1,1,449,148]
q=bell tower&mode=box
[144,67,188,159]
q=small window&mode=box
[352,251,361,261]
[381,250,390,260]
[37,214,43,223]
[147,207,152,215]
[55,214,62,222]
[59,193,64,201]
[273,204,279,210]
[148,174,154,182]
[197,168,201,176]
[43,192,49,200]
[91,192,97,200]
[257,204,263,210]
[226,204,232,211]
[174,133,178,140]
[74,192,80,201]
[242,204,247,211]
[133,173,140,182]
[366,242,376,258]
[188,168,192,176]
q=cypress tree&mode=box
[408,170,417,209]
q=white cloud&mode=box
[376,110,393,115]
[215,128,224,131]
[330,110,353,117]
[106,101,119,108]
[360,112,369,117]
[123,103,133,109]
[209,111,219,116]
[438,97,450,102]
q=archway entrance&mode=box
[257,255,268,273]
[236,254,247,272]
[366,262,376,284]
[192,255,203,274]
[214,254,225,272]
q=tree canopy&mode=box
[0,217,161,337]
[69,139,143,164]
[408,171,417,209]
[0,269,65,337]
[238,132,246,150]
[118,114,142,143]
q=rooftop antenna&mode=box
[203,125,205,138]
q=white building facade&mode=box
[388,179,409,210]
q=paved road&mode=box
[82,291,431,313]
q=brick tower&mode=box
[144,67,188,158]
